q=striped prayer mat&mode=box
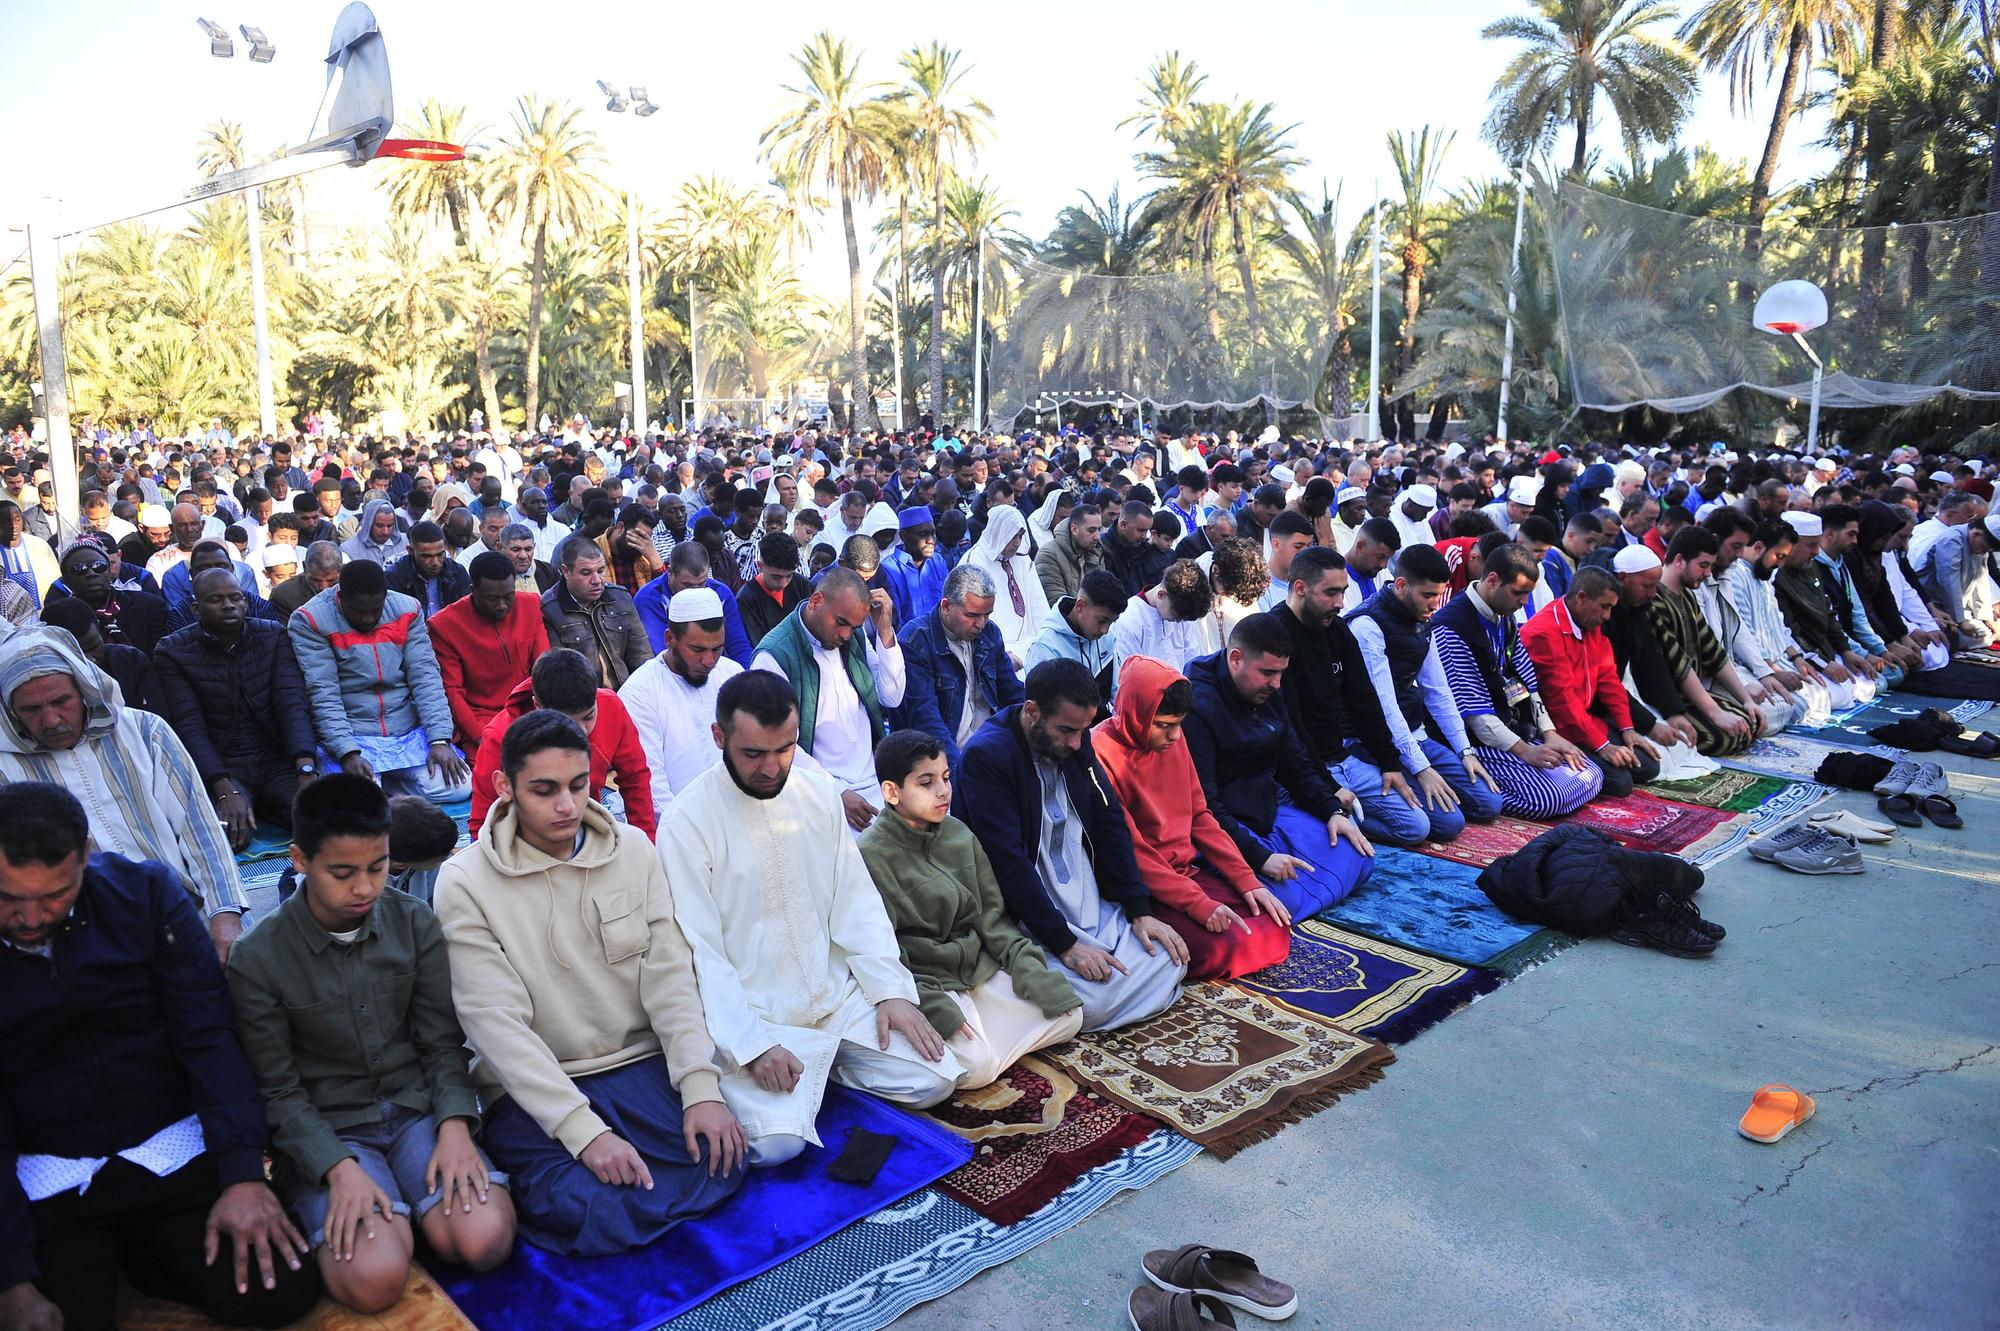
[1044,984,1393,1159]
[1235,919,1504,1043]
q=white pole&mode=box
[1495,161,1528,443]
[247,187,275,438]
[891,250,905,432]
[1367,178,1383,443]
[1807,365,1822,452]
[972,232,986,431]
[687,287,701,432]
[27,201,78,524]
[626,188,646,440]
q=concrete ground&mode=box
[896,735,2000,1331]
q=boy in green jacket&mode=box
[858,730,1083,1089]
[227,775,514,1313]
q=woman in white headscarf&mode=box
[963,504,1049,667]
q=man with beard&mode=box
[751,567,904,828]
[1773,511,1887,700]
[620,586,744,817]
[1695,509,1805,732]
[429,554,551,753]
[881,507,948,624]
[1034,503,1105,604]
[1521,566,1665,798]
[955,658,1188,1032]
[513,484,568,564]
[52,537,169,654]
[1604,546,1704,752]
[386,522,472,621]
[1724,519,1844,725]
[1344,518,1401,604]
[659,670,959,1166]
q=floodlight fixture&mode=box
[197,17,235,58]
[631,86,657,116]
[240,24,276,62]
[597,79,628,113]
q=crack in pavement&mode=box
[1523,1004,1568,1028]
[1756,915,1809,934]
[1810,1046,1999,1101]
[1937,961,2000,982]
[1735,1140,1831,1213]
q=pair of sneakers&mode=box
[1609,890,1726,958]
[1748,820,1865,875]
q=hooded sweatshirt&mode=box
[433,798,722,1158]
[340,498,410,566]
[1090,655,1262,920]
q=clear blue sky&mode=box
[5,0,1833,295]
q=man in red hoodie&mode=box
[430,552,550,751]
[1091,654,1291,980]
[467,648,657,841]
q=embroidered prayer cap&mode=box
[1405,484,1438,510]
[1335,485,1366,506]
[1506,475,1543,506]
[1614,460,1648,487]
[1612,545,1662,574]
[1781,511,1823,538]
[1271,465,1295,486]
[667,586,724,623]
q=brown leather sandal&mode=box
[1128,1287,1238,1330]
[1141,1244,1298,1320]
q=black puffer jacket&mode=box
[1476,824,1703,935]
[151,619,318,787]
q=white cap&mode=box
[1271,464,1295,486]
[261,544,299,568]
[1506,475,1542,507]
[1614,460,1648,486]
[1781,511,1823,538]
[1335,485,1366,506]
[1929,470,1955,485]
[1257,425,1281,445]
[1405,484,1438,510]
[1893,462,1917,476]
[1985,513,2000,541]
[1612,546,1661,574]
[1814,457,1837,473]
[667,586,724,623]
[1443,442,1466,460]
[138,503,171,527]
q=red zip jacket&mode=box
[467,679,657,841]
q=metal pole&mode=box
[626,188,646,440]
[1791,331,1824,453]
[1495,161,1527,443]
[687,287,701,432]
[972,232,986,431]
[247,187,275,438]
[1367,179,1383,444]
[891,245,905,432]
[27,201,78,524]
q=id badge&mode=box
[1503,678,1532,708]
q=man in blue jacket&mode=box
[0,782,319,1331]
[894,564,1026,769]
[633,542,754,666]
[956,659,1187,1033]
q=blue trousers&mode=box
[1257,800,1376,919]
[1334,739,1503,846]
[480,1056,743,1256]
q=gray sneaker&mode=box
[1872,760,1920,797]
[1771,827,1865,875]
[1749,821,1829,862]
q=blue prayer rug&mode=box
[1234,919,1505,1044]
[659,1129,1204,1331]
[1320,848,1552,971]
[434,1087,972,1331]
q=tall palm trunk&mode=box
[841,183,882,433]
[446,188,502,431]
[1399,232,1423,378]
[525,221,547,430]
[1855,4,1899,339]
[1571,89,1592,174]
[1824,138,1861,296]
[929,163,947,425]
[1746,23,1807,259]
[1228,194,1266,348]
[1982,5,2000,342]
[1327,337,1354,421]
[1201,242,1222,341]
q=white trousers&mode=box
[946,972,1083,1091]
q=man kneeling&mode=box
[660,671,960,1166]
[858,730,1084,1089]
[435,711,745,1255]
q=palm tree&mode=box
[1039,187,1162,275]
[1140,100,1301,350]
[487,95,605,431]
[1681,0,1861,254]
[1275,187,1369,420]
[1119,52,1208,142]
[896,42,991,429]
[1482,0,1699,174]
[761,32,897,432]
[1388,126,1454,378]
[194,120,246,179]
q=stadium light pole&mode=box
[1495,161,1528,442]
[1366,179,1382,443]
[596,80,656,441]
[1752,279,1829,452]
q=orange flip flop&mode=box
[1738,1084,1816,1143]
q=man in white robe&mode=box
[660,670,959,1166]
[618,585,743,823]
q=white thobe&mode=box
[1108,598,1205,692]
[618,653,744,817]
[659,764,959,1146]
[751,637,906,801]
[1392,510,1436,551]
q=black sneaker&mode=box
[1666,893,1726,942]
[1608,892,1720,958]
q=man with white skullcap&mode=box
[1720,515,1847,725]
[1601,544,1703,752]
[1391,484,1440,552]
[1478,475,1540,539]
[1772,510,1889,697]
[1329,486,1368,555]
[620,584,745,817]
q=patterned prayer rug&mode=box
[1724,733,1900,781]
[1640,767,1792,812]
[435,1087,972,1331]
[1562,791,1735,854]
[929,1056,1160,1225]
[1409,816,1547,868]
[1044,984,1393,1159]
[1324,848,1548,969]
[1234,919,1504,1044]
[1797,696,1993,735]
[658,1130,1204,1331]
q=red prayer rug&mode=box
[930,1056,1160,1225]
[1414,794,1735,868]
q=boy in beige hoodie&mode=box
[434,710,746,1256]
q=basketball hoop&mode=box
[375,138,464,162]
